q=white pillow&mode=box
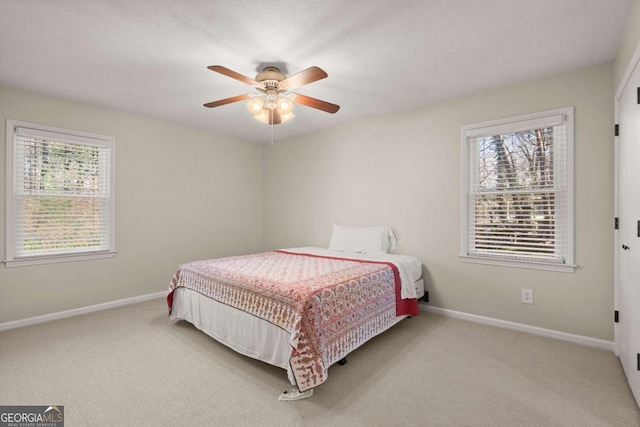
[328,224,397,254]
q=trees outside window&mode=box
[5,120,115,266]
[461,107,574,272]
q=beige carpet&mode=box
[1,298,638,427]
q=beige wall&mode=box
[0,86,262,323]
[262,62,614,341]
[0,60,620,340]
[615,0,640,92]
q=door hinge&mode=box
[615,217,619,230]
[637,220,640,237]
[615,124,619,136]
[637,87,640,104]
[637,353,640,371]
[615,310,619,323]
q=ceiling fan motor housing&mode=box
[256,67,287,95]
[256,67,286,82]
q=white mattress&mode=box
[284,247,423,299]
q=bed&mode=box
[167,225,423,400]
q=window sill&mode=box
[4,251,117,267]
[459,254,576,273]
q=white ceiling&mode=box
[0,0,632,143]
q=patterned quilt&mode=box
[167,250,418,392]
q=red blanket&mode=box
[167,251,418,391]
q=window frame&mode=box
[5,119,116,267]
[459,107,575,273]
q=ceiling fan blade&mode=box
[203,94,250,108]
[207,65,258,86]
[278,66,328,91]
[294,94,340,114]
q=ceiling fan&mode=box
[203,65,340,125]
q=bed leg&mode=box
[338,357,347,365]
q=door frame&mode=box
[614,39,640,358]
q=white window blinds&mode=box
[461,107,574,271]
[6,121,115,265]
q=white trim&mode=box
[613,28,640,364]
[462,113,566,138]
[419,303,614,352]
[0,291,166,332]
[5,119,116,266]
[460,106,575,272]
[615,38,640,103]
[15,126,112,146]
[0,292,613,352]
[459,254,576,273]
[5,251,117,267]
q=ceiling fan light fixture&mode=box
[281,112,295,122]
[254,110,295,124]
[277,96,294,114]
[205,65,339,125]
[264,93,278,110]
[246,98,264,115]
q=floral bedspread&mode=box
[167,250,418,392]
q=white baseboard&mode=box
[420,303,614,352]
[0,291,166,332]
[1,295,615,352]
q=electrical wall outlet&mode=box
[521,288,534,304]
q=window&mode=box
[460,107,574,272]
[5,120,116,266]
